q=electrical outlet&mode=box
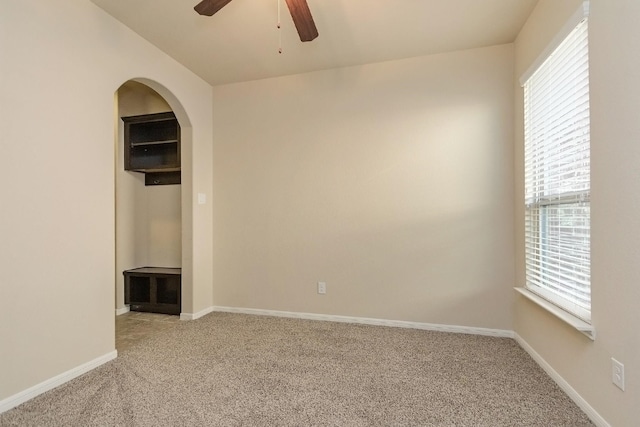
[612,358,625,391]
[317,282,326,295]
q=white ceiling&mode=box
[91,0,538,86]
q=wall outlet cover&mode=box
[612,357,625,391]
[317,282,326,295]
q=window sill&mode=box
[514,287,595,340]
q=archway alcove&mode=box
[114,78,194,319]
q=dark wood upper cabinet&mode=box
[122,112,181,182]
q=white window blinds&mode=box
[523,17,591,322]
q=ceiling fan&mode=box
[194,0,319,42]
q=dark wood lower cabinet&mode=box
[124,267,181,315]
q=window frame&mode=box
[519,2,592,327]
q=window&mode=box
[522,15,591,322]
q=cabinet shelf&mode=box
[122,112,181,185]
[130,139,179,147]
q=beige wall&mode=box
[514,0,640,425]
[211,44,516,330]
[143,186,182,266]
[115,82,182,311]
[0,0,213,401]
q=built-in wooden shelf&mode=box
[124,267,181,315]
[122,112,181,185]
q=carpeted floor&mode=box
[1,312,594,426]
[115,311,181,351]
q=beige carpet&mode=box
[1,312,594,426]
[115,311,182,351]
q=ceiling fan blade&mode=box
[284,0,318,42]
[194,0,233,16]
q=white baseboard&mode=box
[180,306,215,321]
[115,306,130,316]
[211,306,514,338]
[514,334,609,427]
[0,350,117,414]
